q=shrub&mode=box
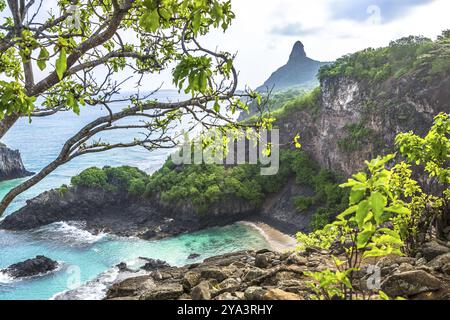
[71,167,109,189]
[318,33,448,82]
[295,196,314,212]
[337,123,374,153]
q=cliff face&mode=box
[258,70,450,232]
[257,41,329,92]
[0,143,33,182]
[277,71,450,176]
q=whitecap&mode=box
[51,265,148,300]
[31,221,108,247]
[0,271,15,284]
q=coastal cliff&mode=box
[0,143,33,182]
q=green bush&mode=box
[337,123,374,153]
[128,178,147,196]
[310,208,332,230]
[319,32,450,82]
[71,167,109,189]
[295,196,314,212]
[71,166,148,196]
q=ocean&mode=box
[0,91,269,300]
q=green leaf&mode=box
[37,47,49,71]
[369,191,387,223]
[55,48,67,80]
[350,188,365,205]
[357,228,375,249]
[355,200,369,227]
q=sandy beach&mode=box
[240,221,297,253]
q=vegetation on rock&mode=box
[297,113,450,300]
[318,31,450,82]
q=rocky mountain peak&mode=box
[288,41,307,63]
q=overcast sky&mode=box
[194,0,450,90]
[2,0,450,91]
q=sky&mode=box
[2,0,450,91]
[198,0,450,90]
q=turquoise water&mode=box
[0,91,269,300]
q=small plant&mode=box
[297,113,450,300]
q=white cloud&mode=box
[199,0,450,90]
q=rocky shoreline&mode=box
[0,179,306,242]
[106,241,450,300]
[0,143,33,182]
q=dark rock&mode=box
[0,144,33,182]
[255,254,270,268]
[421,241,450,261]
[188,253,201,260]
[139,258,170,271]
[427,253,450,274]
[116,262,133,273]
[140,229,158,240]
[244,286,267,300]
[1,256,58,279]
[381,270,442,297]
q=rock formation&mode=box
[0,143,33,182]
[257,41,329,92]
[106,243,450,300]
[0,255,59,279]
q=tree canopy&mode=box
[0,0,264,215]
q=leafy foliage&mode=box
[297,113,450,300]
[338,123,374,153]
[71,166,148,195]
[318,32,450,82]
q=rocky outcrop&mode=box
[257,41,329,92]
[0,255,59,279]
[0,185,256,239]
[0,143,33,182]
[277,72,450,177]
[106,244,450,300]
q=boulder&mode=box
[183,271,201,290]
[286,253,308,266]
[244,286,267,300]
[421,241,450,261]
[140,258,170,271]
[116,262,133,273]
[139,283,184,300]
[107,276,153,299]
[188,253,201,260]
[255,254,270,269]
[1,255,58,279]
[217,278,241,294]
[381,270,442,297]
[263,288,303,300]
[200,267,229,282]
[191,281,212,300]
[427,253,450,275]
[243,268,267,282]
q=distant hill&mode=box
[256,41,330,92]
